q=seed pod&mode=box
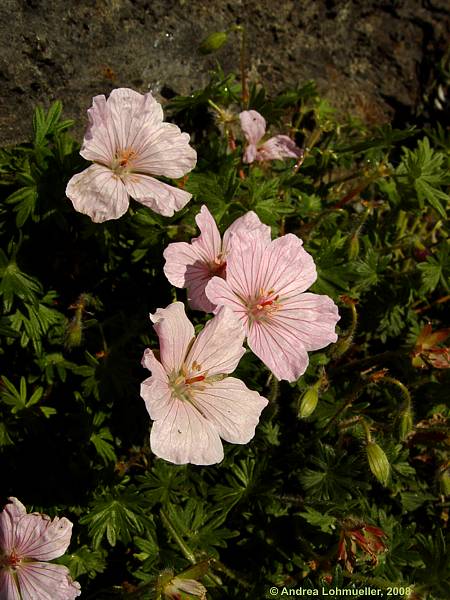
[298,382,320,418]
[366,441,390,486]
[199,31,228,54]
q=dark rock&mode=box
[1,0,449,145]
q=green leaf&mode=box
[80,488,151,548]
[90,427,117,464]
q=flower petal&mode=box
[193,377,268,444]
[222,210,271,252]
[81,88,164,164]
[79,94,116,165]
[257,135,303,161]
[0,569,21,600]
[259,234,317,297]
[16,562,80,600]
[163,205,224,312]
[150,399,223,465]
[124,173,192,217]
[0,497,26,554]
[13,513,73,561]
[129,122,197,178]
[66,164,129,223]
[205,277,248,322]
[186,307,246,377]
[150,302,195,374]
[140,348,173,421]
[239,110,266,146]
[191,205,222,262]
[219,231,268,299]
[243,143,258,164]
[273,293,339,352]
[247,318,310,382]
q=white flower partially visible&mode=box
[66,88,197,223]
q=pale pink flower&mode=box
[140,302,268,465]
[66,88,197,223]
[205,232,340,382]
[163,205,271,312]
[0,497,81,600]
[239,110,303,164]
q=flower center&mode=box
[169,362,206,402]
[0,550,21,570]
[247,288,280,322]
[111,148,137,176]
[209,254,227,279]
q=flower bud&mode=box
[398,405,414,441]
[366,441,390,486]
[298,382,320,418]
[164,577,207,599]
[348,234,360,260]
[199,31,228,54]
[439,469,450,497]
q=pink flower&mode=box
[163,205,271,312]
[239,110,303,164]
[66,88,197,223]
[140,302,268,465]
[205,232,340,382]
[0,497,81,600]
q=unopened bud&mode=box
[366,441,390,487]
[298,382,320,418]
[199,31,228,54]
[164,577,207,600]
[398,405,414,441]
[65,317,82,349]
[348,234,360,260]
[439,469,450,497]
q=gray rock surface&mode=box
[1,0,449,146]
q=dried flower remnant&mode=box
[206,231,340,382]
[66,88,197,222]
[239,109,303,164]
[0,497,81,599]
[140,302,268,465]
[411,323,450,369]
[337,519,387,573]
[163,205,271,312]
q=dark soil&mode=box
[1,0,449,145]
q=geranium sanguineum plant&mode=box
[0,497,80,600]
[206,231,340,382]
[163,205,271,312]
[66,88,197,222]
[140,302,268,465]
[239,109,303,164]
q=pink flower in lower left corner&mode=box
[140,302,268,465]
[66,88,197,223]
[0,497,81,600]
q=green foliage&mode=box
[1,72,449,600]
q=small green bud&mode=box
[398,405,414,441]
[298,382,320,418]
[348,233,360,260]
[199,31,228,54]
[439,469,450,497]
[65,317,83,349]
[366,441,390,487]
